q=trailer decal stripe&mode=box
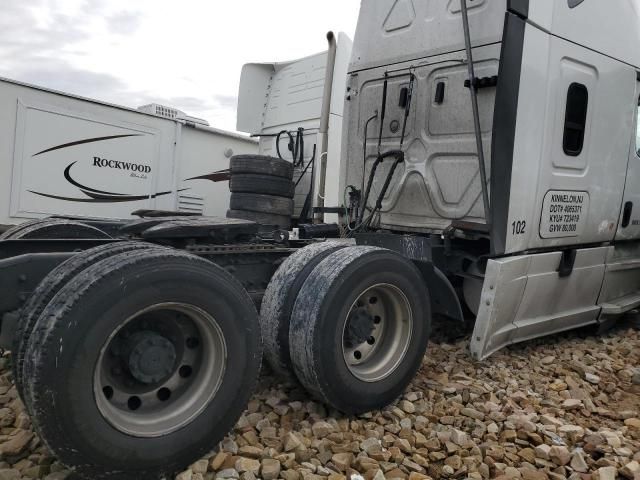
[27,190,179,203]
[32,134,143,157]
[185,170,231,183]
[29,162,190,203]
[63,162,129,197]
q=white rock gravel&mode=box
[0,324,638,480]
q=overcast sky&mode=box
[0,0,360,132]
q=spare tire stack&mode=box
[227,155,295,229]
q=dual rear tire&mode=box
[13,242,155,403]
[260,242,348,381]
[17,244,261,479]
[260,244,431,414]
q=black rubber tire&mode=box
[260,242,348,382]
[288,246,431,414]
[230,193,293,216]
[23,249,261,480]
[0,220,45,239]
[13,241,162,407]
[230,155,294,179]
[2,219,111,240]
[230,174,295,198]
[226,209,291,229]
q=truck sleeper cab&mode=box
[340,0,640,359]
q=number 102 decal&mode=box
[511,220,526,236]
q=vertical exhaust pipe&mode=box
[315,31,338,223]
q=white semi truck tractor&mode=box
[0,1,638,478]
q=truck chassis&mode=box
[0,211,476,478]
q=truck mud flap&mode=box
[470,247,609,360]
[0,252,75,348]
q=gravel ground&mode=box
[0,323,638,480]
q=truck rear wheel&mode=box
[12,241,161,406]
[0,218,110,239]
[23,249,261,479]
[289,246,430,414]
[260,242,348,381]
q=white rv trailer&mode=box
[236,33,352,223]
[0,77,257,230]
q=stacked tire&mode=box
[227,155,295,229]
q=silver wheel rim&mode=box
[94,303,227,438]
[342,283,413,383]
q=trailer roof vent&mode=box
[137,103,210,127]
[138,103,180,119]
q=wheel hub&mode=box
[346,308,376,346]
[127,332,177,384]
[342,284,413,383]
[95,303,227,438]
